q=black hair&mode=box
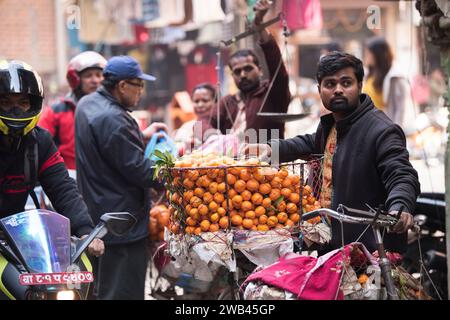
[316,51,364,85]
[228,49,260,69]
[101,73,121,92]
[365,36,393,92]
[192,83,217,102]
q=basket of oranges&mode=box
[155,151,323,239]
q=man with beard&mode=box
[242,51,420,254]
[209,0,291,142]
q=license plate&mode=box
[19,271,94,286]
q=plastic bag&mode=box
[145,130,179,162]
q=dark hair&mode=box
[316,51,364,85]
[365,36,393,92]
[192,83,217,102]
[228,49,260,69]
[101,73,121,91]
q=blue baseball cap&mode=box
[103,55,156,81]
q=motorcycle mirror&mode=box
[100,212,137,237]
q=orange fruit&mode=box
[185,226,195,234]
[183,178,195,189]
[267,210,276,216]
[213,193,225,204]
[189,207,199,218]
[259,183,271,195]
[229,167,240,176]
[185,204,192,213]
[246,179,260,192]
[239,169,252,181]
[251,225,257,231]
[183,190,194,203]
[203,192,213,204]
[232,195,243,206]
[228,189,238,199]
[277,212,288,224]
[217,207,226,217]
[171,223,180,234]
[190,196,202,208]
[194,187,205,198]
[277,169,289,179]
[289,193,300,204]
[270,177,283,189]
[253,170,266,183]
[290,175,300,184]
[267,216,278,227]
[171,193,181,204]
[231,214,243,226]
[251,193,263,205]
[245,210,256,219]
[277,201,287,212]
[285,219,295,228]
[209,201,219,212]
[255,206,266,217]
[259,214,268,224]
[186,217,197,227]
[302,197,308,206]
[200,220,211,232]
[210,213,220,223]
[186,170,199,181]
[217,182,227,194]
[234,180,247,193]
[242,218,254,229]
[198,204,209,216]
[209,223,220,232]
[286,203,298,214]
[226,173,237,185]
[253,218,259,225]
[281,188,292,199]
[240,190,251,201]
[308,195,316,205]
[194,227,202,235]
[282,177,292,188]
[289,213,300,223]
[219,216,229,229]
[262,197,272,208]
[303,185,312,196]
[257,224,269,231]
[222,199,234,210]
[209,182,218,194]
[269,189,281,201]
[201,177,212,188]
[241,201,254,212]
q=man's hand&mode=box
[389,211,414,233]
[240,143,272,161]
[142,122,168,141]
[80,235,105,257]
[253,0,272,25]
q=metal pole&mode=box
[373,227,399,300]
[442,45,450,300]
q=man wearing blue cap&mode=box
[75,55,167,300]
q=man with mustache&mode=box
[209,0,291,142]
[242,51,420,254]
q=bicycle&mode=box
[301,204,409,300]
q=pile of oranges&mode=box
[149,204,180,241]
[165,153,321,235]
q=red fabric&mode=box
[185,63,217,96]
[0,175,28,193]
[38,151,65,176]
[38,98,77,170]
[282,0,323,31]
[244,244,375,300]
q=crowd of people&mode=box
[0,0,424,300]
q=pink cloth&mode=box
[244,243,377,300]
[282,0,323,31]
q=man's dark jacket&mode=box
[75,87,156,244]
[0,127,94,236]
[271,94,420,253]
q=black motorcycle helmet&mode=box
[0,60,44,144]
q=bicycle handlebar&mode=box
[302,204,398,228]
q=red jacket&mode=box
[38,94,77,170]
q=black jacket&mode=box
[75,87,157,244]
[271,94,420,253]
[0,127,94,237]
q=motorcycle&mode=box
[403,192,447,299]
[0,209,136,300]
